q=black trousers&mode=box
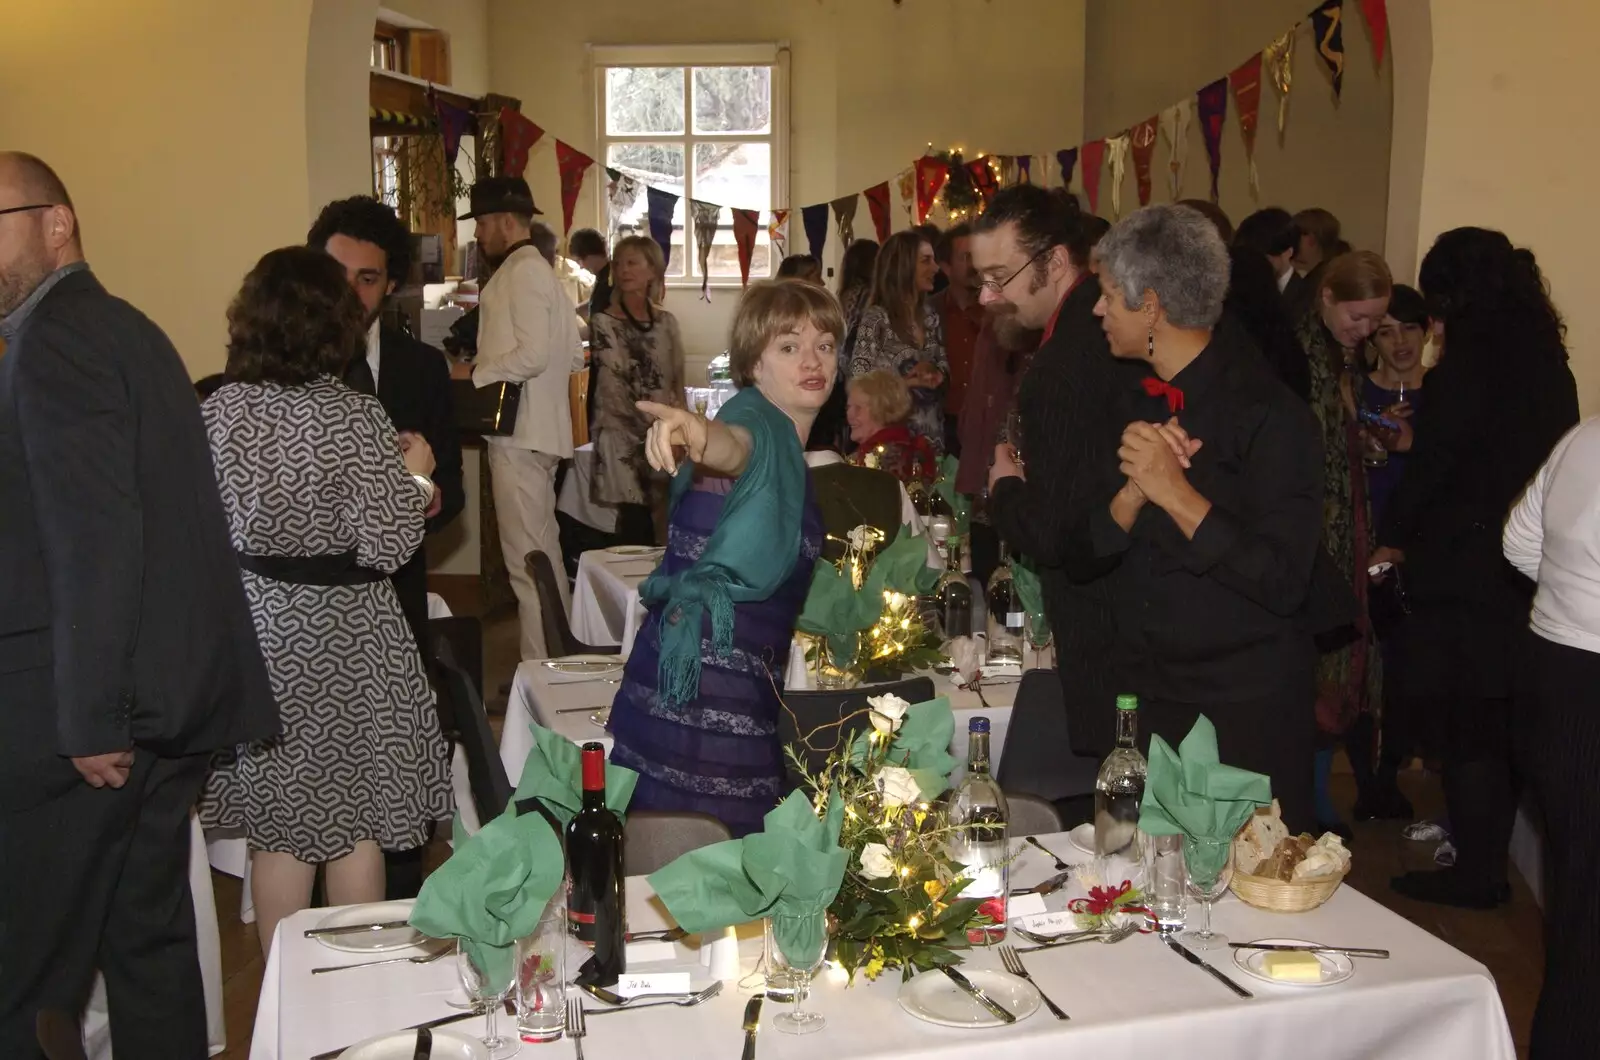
[1522,633,1600,1060]
[0,747,211,1059]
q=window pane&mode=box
[606,143,686,278]
[606,67,685,135]
[692,66,772,134]
[694,143,770,278]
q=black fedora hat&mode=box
[458,176,541,220]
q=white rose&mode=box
[877,765,923,808]
[867,693,912,735]
[858,842,895,880]
[847,524,882,551]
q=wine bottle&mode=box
[566,742,627,986]
[984,543,1024,674]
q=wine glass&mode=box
[1004,408,1025,468]
[457,942,519,1058]
[1179,836,1234,952]
[766,912,827,1035]
[1025,611,1053,672]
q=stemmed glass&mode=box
[766,913,827,1035]
[1180,836,1234,952]
[1025,611,1053,672]
[457,942,519,1059]
[1005,408,1025,470]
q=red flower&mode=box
[977,898,1006,922]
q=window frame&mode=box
[591,43,789,289]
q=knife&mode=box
[940,966,1017,1024]
[741,995,763,1060]
[303,919,412,938]
[411,1026,432,1060]
[1229,942,1390,959]
[1162,934,1253,998]
[307,1003,512,1060]
[1009,870,1072,897]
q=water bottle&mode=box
[947,717,1009,943]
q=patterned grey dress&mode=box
[198,377,452,861]
[847,301,948,453]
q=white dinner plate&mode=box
[605,545,663,557]
[897,968,1041,1028]
[1231,938,1356,988]
[339,1027,488,1059]
[590,707,611,728]
[313,901,428,953]
[1067,822,1096,855]
[544,655,624,677]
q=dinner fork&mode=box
[311,943,452,974]
[567,996,587,1059]
[1012,921,1139,953]
[998,944,1069,1020]
[582,981,724,1014]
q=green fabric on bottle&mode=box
[933,455,971,536]
[640,386,807,707]
[1137,714,1272,879]
[647,789,848,966]
[795,523,941,665]
[1011,558,1046,628]
[848,696,959,798]
[512,722,638,826]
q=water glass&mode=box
[1180,835,1234,952]
[765,914,827,1035]
[1141,832,1187,932]
[457,943,519,1059]
[515,894,569,1043]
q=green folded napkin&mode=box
[1011,558,1046,628]
[848,696,958,798]
[648,790,847,965]
[933,456,971,537]
[796,523,941,665]
[1138,715,1271,879]
[512,722,638,827]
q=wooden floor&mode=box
[212,606,1544,1058]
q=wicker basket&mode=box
[1230,867,1348,912]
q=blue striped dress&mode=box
[606,472,822,837]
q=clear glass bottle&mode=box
[905,456,932,519]
[927,478,955,561]
[1093,695,1147,857]
[984,544,1025,673]
[947,717,1009,943]
[933,537,974,642]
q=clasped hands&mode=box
[1117,417,1203,512]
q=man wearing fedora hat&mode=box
[457,176,584,659]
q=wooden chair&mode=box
[622,811,735,876]
[525,549,620,658]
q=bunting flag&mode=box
[831,194,859,247]
[967,157,999,204]
[732,208,760,286]
[554,141,594,238]
[1128,118,1159,208]
[801,202,830,260]
[1160,100,1193,201]
[863,182,893,242]
[1080,140,1106,214]
[1311,0,1347,98]
[605,168,641,245]
[1229,54,1264,194]
[1105,133,1131,218]
[498,106,545,178]
[1017,155,1034,184]
[896,169,916,224]
[769,209,790,259]
[997,155,1019,188]
[431,93,473,167]
[1264,32,1295,134]
[691,200,722,300]
[1196,77,1229,203]
[1056,147,1079,190]
[913,157,949,224]
[1361,0,1389,65]
[645,186,678,268]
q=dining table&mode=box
[251,830,1516,1059]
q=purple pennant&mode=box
[1017,156,1033,184]
[432,96,473,167]
[801,203,830,262]
[1056,147,1079,189]
[646,186,679,268]
[1196,77,1229,202]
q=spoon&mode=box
[1026,836,1069,871]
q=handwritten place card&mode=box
[1013,910,1079,934]
[1006,893,1050,919]
[614,972,693,998]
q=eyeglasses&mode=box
[977,247,1050,295]
[0,204,55,219]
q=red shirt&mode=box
[938,291,984,415]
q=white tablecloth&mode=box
[250,835,1514,1060]
[569,548,653,654]
[557,443,619,534]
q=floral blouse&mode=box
[847,301,948,453]
[589,307,685,506]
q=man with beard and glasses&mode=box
[308,194,462,900]
[0,152,276,1056]
[974,184,1143,760]
[453,177,584,660]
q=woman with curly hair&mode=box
[844,369,937,484]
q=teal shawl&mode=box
[639,387,807,707]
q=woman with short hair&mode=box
[848,229,947,452]
[845,369,937,484]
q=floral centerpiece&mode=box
[786,692,1001,981]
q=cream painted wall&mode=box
[1412,0,1600,411]
[1,0,316,373]
[485,0,1086,379]
[385,0,492,96]
[307,0,383,217]
[1083,0,1392,255]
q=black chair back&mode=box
[526,549,621,658]
[427,616,483,735]
[622,810,735,876]
[777,675,937,790]
[432,627,512,824]
[1007,792,1065,837]
[996,669,1102,804]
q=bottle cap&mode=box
[1115,694,1139,711]
[968,717,990,733]
[580,742,606,791]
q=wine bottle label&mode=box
[1006,612,1025,626]
[568,910,597,925]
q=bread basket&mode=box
[1229,866,1348,913]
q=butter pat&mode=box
[1261,950,1323,982]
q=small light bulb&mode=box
[907,915,922,930]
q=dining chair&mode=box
[995,669,1102,828]
[622,811,735,875]
[526,549,622,658]
[776,676,937,790]
[432,630,513,824]
[1006,792,1066,837]
[426,615,482,736]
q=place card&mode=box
[1013,910,1079,934]
[1006,893,1050,919]
[614,972,693,998]
[624,940,679,965]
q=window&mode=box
[595,45,787,285]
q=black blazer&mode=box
[0,269,277,805]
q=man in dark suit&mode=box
[0,152,278,1057]
[309,195,463,899]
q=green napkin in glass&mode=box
[848,695,958,798]
[512,722,638,827]
[1137,714,1271,878]
[796,524,941,664]
[648,789,847,965]
[408,808,561,994]
[1011,558,1047,627]
[933,456,972,537]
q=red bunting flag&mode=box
[1080,139,1107,215]
[498,107,544,178]
[554,141,594,238]
[1129,116,1160,207]
[1196,78,1229,203]
[967,157,999,204]
[1311,0,1348,99]
[1229,54,1264,194]
[731,209,760,285]
[914,157,949,224]
[1361,0,1388,65]
[863,182,892,242]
